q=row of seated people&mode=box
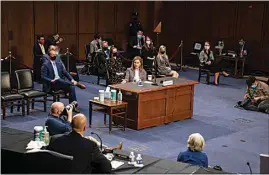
[85,33,179,85]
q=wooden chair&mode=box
[1,72,25,119]
[14,69,47,115]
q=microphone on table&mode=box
[247,162,252,174]
[91,132,103,151]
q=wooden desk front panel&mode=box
[137,84,194,130]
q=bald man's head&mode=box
[71,113,87,134]
[51,102,65,117]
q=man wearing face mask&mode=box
[41,50,86,113]
[240,76,269,114]
[128,30,144,59]
[33,35,48,82]
[45,102,73,136]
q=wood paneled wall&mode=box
[2,1,268,72]
[1,1,154,67]
[160,1,269,72]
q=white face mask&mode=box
[146,41,151,45]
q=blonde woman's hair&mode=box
[187,133,205,152]
[158,45,167,57]
[131,56,143,71]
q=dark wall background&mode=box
[1,1,154,67]
[1,1,269,72]
[159,1,269,72]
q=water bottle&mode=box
[117,90,122,102]
[129,152,135,164]
[43,126,50,145]
[105,87,111,99]
[136,154,143,167]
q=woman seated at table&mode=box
[122,56,147,84]
[106,46,125,84]
[199,41,229,85]
[141,36,157,74]
[156,45,179,78]
[177,133,208,168]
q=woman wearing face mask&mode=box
[106,46,125,84]
[122,56,147,84]
[155,45,179,78]
[141,36,157,74]
[199,41,229,85]
[241,76,269,113]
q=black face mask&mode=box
[160,51,165,54]
[103,47,108,51]
[50,56,56,61]
[112,53,117,57]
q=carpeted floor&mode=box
[1,68,268,174]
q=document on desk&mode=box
[111,160,124,169]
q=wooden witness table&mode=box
[110,77,198,130]
[89,99,128,133]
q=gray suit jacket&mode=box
[89,40,102,55]
[199,50,214,66]
[124,68,147,82]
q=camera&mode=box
[61,101,78,115]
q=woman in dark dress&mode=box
[199,41,229,85]
[106,46,125,84]
[141,36,157,74]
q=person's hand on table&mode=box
[121,80,127,84]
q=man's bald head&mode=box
[48,45,57,51]
[51,102,65,116]
[71,113,87,133]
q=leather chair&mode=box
[14,69,47,115]
[25,149,73,173]
[1,72,25,120]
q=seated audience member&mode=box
[33,35,48,82]
[47,113,112,174]
[106,46,125,84]
[41,50,85,113]
[122,56,147,83]
[128,30,144,58]
[81,34,102,75]
[177,133,208,168]
[45,102,72,136]
[156,45,179,78]
[93,41,110,75]
[239,76,269,114]
[141,36,157,73]
[199,41,229,85]
[215,39,225,56]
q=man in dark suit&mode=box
[128,12,143,38]
[46,113,112,174]
[128,30,144,59]
[80,34,102,75]
[41,50,85,113]
[33,35,48,82]
[237,38,251,74]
